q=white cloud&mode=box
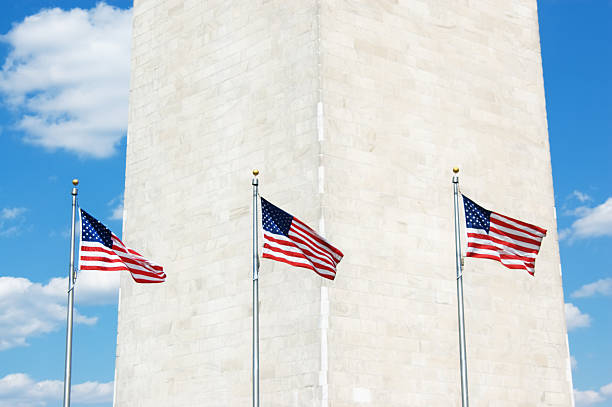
[0,3,132,158]
[572,278,612,298]
[562,197,612,241]
[0,273,119,350]
[72,380,114,404]
[572,198,612,239]
[574,389,604,406]
[0,373,112,406]
[565,303,591,331]
[571,355,577,370]
[51,271,120,305]
[573,382,612,407]
[601,383,612,397]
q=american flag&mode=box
[462,195,546,276]
[79,209,166,283]
[261,197,343,280]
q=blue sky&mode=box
[539,1,612,405]
[0,1,610,406]
[0,1,130,406]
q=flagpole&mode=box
[452,167,469,407]
[252,169,260,407]
[63,179,79,407]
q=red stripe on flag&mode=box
[493,212,547,235]
[489,226,543,247]
[285,232,338,266]
[261,252,335,280]
[264,233,335,265]
[80,260,166,280]
[292,219,344,260]
[467,232,540,254]
[490,217,543,239]
[466,252,533,274]
[263,243,337,274]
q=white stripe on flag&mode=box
[262,246,336,278]
[491,213,546,237]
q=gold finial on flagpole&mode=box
[72,178,79,186]
[252,169,259,176]
[453,167,459,174]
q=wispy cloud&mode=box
[0,273,119,351]
[565,303,591,331]
[571,190,592,203]
[572,278,612,298]
[0,373,112,406]
[0,3,132,158]
[108,194,124,221]
[1,208,26,219]
[558,228,572,240]
[48,226,72,240]
[560,197,612,241]
[0,226,20,237]
[574,381,612,406]
[0,207,27,237]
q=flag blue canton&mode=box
[261,198,293,236]
[462,195,491,233]
[81,209,113,248]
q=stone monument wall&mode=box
[115,1,573,406]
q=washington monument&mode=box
[114,1,573,405]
